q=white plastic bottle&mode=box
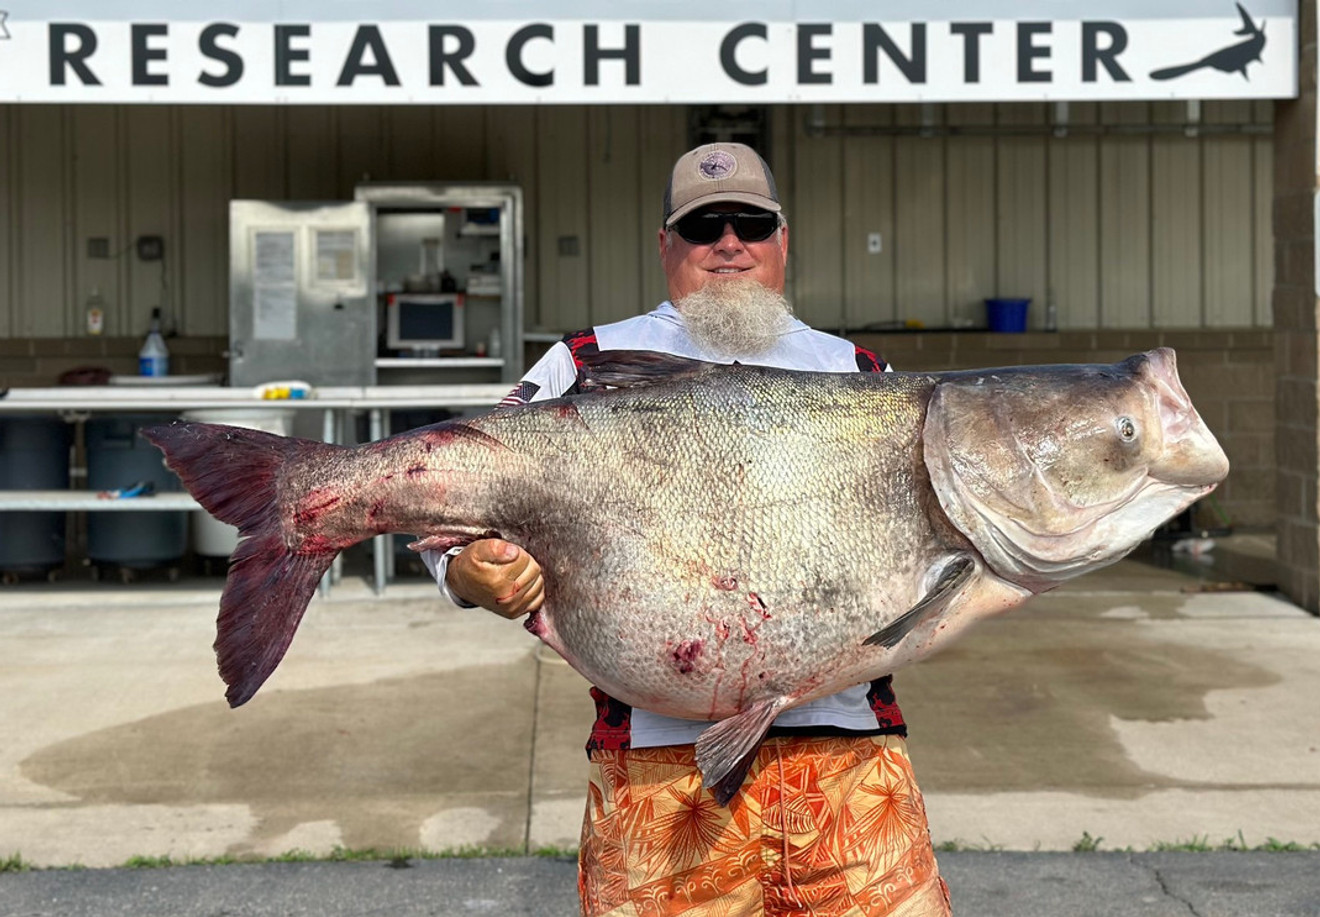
[138,308,170,377]
[86,287,105,336]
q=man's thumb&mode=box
[483,539,520,565]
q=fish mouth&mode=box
[970,475,1216,584]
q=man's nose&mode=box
[712,220,743,251]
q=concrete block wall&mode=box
[851,330,1275,534]
[1271,0,1319,613]
[0,337,226,389]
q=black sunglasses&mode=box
[671,208,780,245]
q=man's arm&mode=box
[427,339,584,618]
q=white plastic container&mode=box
[181,409,293,557]
[138,308,170,376]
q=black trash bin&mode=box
[0,416,72,574]
[86,414,186,569]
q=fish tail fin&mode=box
[141,422,345,707]
[1150,62,1203,80]
[694,696,790,805]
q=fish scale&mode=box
[143,347,1228,804]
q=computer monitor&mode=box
[386,293,465,352]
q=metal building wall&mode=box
[0,101,1272,340]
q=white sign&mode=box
[0,2,1298,104]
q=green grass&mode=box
[115,844,575,870]
[932,832,1320,855]
[1,852,31,873]
[1254,838,1320,852]
[1072,831,1104,852]
[934,838,1005,852]
[0,845,578,873]
[9,836,1317,873]
[1148,831,1320,853]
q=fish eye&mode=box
[1117,417,1138,441]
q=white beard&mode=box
[676,280,795,358]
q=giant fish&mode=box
[143,348,1229,804]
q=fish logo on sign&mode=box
[1150,3,1266,81]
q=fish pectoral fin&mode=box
[575,350,716,390]
[864,553,978,648]
[408,530,500,554]
[694,696,790,806]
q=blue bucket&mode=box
[985,298,1030,333]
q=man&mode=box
[423,143,951,916]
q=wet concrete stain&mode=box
[20,658,539,855]
[898,596,1280,796]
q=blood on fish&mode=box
[297,534,337,555]
[739,619,759,645]
[669,640,704,674]
[294,491,341,527]
[704,612,732,643]
[524,611,548,638]
[747,592,770,619]
[406,464,427,477]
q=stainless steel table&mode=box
[0,383,509,594]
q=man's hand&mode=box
[447,539,544,619]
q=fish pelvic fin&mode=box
[575,350,716,391]
[694,696,790,806]
[141,421,345,707]
[864,552,977,648]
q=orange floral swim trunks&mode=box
[578,734,952,916]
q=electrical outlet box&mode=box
[867,232,883,255]
[136,235,165,262]
[87,237,110,259]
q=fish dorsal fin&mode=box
[576,350,717,391]
[864,553,977,648]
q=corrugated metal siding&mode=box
[0,101,1273,339]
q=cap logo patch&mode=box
[697,151,737,181]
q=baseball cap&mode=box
[662,142,782,227]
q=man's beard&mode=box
[676,279,795,358]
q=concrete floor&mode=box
[1,534,1317,868]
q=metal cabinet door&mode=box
[229,200,374,387]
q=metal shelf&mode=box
[0,491,201,512]
[374,357,505,369]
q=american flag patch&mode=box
[499,380,541,407]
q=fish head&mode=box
[922,348,1230,591]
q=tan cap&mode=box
[662,142,782,227]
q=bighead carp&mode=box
[143,348,1228,804]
